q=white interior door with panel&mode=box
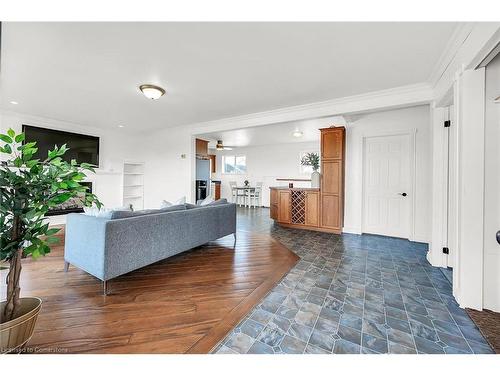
[483,53,500,312]
[363,134,411,238]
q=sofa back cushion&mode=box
[110,204,186,219]
[207,198,228,206]
[190,198,229,208]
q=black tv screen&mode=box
[22,125,100,167]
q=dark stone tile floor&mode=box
[214,208,495,354]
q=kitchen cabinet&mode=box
[269,126,345,234]
[277,190,291,223]
[195,138,209,156]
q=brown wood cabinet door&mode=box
[209,154,216,173]
[214,184,221,200]
[321,129,344,160]
[321,161,341,194]
[278,190,291,223]
[270,189,278,219]
[321,195,340,229]
[305,192,319,226]
[195,139,209,156]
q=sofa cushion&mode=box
[110,204,186,219]
[207,198,228,206]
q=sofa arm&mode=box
[64,213,108,280]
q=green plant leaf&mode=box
[46,228,60,236]
[15,133,25,143]
[0,134,12,144]
[7,128,16,138]
[46,236,60,244]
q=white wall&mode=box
[142,126,195,209]
[211,141,320,207]
[483,53,500,311]
[0,110,144,223]
[343,105,432,243]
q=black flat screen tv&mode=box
[22,125,100,167]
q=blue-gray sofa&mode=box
[64,201,237,294]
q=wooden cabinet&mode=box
[195,138,209,156]
[321,129,344,160]
[321,160,341,195]
[305,191,319,226]
[214,183,221,200]
[321,194,340,229]
[269,126,344,234]
[278,190,291,223]
[209,154,216,173]
[270,188,278,220]
[320,127,345,233]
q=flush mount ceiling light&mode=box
[292,130,303,138]
[9,101,18,105]
[494,95,500,103]
[139,84,165,100]
[216,140,232,151]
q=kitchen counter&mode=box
[269,186,319,191]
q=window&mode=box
[299,150,320,174]
[222,155,247,174]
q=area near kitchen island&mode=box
[269,126,345,234]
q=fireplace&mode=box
[47,182,93,216]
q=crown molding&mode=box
[186,83,433,134]
[428,23,474,87]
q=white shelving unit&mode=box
[122,162,144,210]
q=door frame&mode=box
[360,129,417,240]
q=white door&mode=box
[446,105,457,268]
[483,53,500,311]
[363,134,411,238]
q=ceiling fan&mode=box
[215,140,233,151]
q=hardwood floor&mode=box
[6,228,298,353]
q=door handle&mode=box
[398,193,407,197]
[496,230,500,245]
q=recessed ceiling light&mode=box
[292,130,303,138]
[10,101,18,105]
[118,125,124,128]
[139,84,165,100]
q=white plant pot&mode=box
[311,171,320,188]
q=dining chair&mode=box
[229,181,246,206]
[249,182,263,208]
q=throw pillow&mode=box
[199,196,214,206]
[160,196,186,208]
[83,207,113,219]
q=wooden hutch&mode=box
[270,126,345,234]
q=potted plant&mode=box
[0,129,101,353]
[301,152,320,188]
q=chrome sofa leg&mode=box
[233,233,237,247]
[64,261,70,272]
[103,280,108,296]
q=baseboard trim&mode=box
[342,227,362,235]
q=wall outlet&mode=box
[181,154,187,159]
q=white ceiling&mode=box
[1,22,458,131]
[199,115,345,148]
